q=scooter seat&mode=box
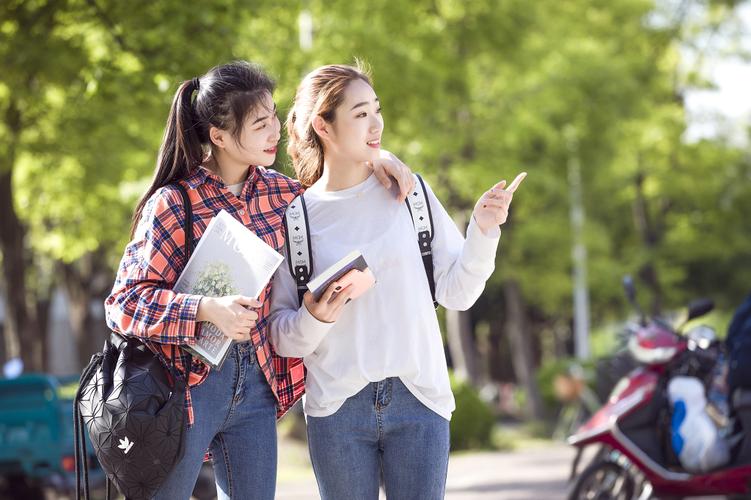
[733,388,751,409]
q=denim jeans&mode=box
[153,342,278,500]
[306,377,450,500]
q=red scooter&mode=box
[567,278,751,499]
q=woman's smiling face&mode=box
[325,78,384,164]
[216,91,281,167]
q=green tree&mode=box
[1,0,255,369]
[1,0,748,405]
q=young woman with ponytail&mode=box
[104,61,414,500]
[269,64,527,499]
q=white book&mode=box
[173,210,283,369]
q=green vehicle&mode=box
[0,374,104,498]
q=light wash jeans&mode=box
[306,377,450,500]
[153,342,278,500]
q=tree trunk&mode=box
[0,7,67,372]
[60,253,112,370]
[444,212,481,385]
[0,167,25,364]
[0,99,44,371]
[632,169,663,315]
[36,297,51,372]
[503,279,545,419]
[446,308,479,384]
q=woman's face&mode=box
[326,79,383,163]
[220,91,281,167]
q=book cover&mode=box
[307,250,375,302]
[173,210,283,369]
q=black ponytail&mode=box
[130,61,275,237]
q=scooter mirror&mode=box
[622,275,636,304]
[687,298,714,322]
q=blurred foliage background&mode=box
[1,0,750,435]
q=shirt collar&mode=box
[183,165,258,190]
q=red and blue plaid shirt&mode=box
[105,165,305,426]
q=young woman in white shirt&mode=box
[269,64,525,500]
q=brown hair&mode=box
[286,64,371,187]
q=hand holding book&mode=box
[303,282,355,323]
[196,295,262,342]
[302,250,376,323]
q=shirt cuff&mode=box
[466,216,501,259]
[171,293,203,344]
[298,300,336,341]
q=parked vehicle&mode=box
[0,371,218,499]
[0,374,104,499]
[567,277,751,499]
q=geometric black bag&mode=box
[74,183,194,500]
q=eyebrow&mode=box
[350,98,380,111]
[252,103,277,125]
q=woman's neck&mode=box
[205,151,250,185]
[318,152,371,192]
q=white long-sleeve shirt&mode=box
[268,173,500,420]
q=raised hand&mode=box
[473,172,527,235]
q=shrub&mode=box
[537,357,596,411]
[450,374,495,451]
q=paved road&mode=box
[69,441,724,499]
[276,443,580,500]
[443,445,578,500]
[276,443,728,500]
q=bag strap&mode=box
[175,182,195,261]
[74,351,104,500]
[405,174,438,308]
[172,182,194,377]
[283,195,313,306]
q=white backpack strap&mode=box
[405,174,437,308]
[283,195,313,306]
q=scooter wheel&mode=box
[568,460,636,500]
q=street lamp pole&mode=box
[298,7,313,52]
[566,126,591,360]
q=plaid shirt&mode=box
[105,165,305,426]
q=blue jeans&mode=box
[306,377,450,500]
[153,343,278,500]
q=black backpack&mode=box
[74,183,194,500]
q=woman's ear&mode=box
[311,115,329,140]
[209,126,226,149]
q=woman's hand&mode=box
[196,295,262,341]
[472,172,527,235]
[303,281,353,323]
[367,149,415,202]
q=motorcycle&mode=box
[567,277,751,499]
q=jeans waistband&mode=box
[236,341,257,365]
